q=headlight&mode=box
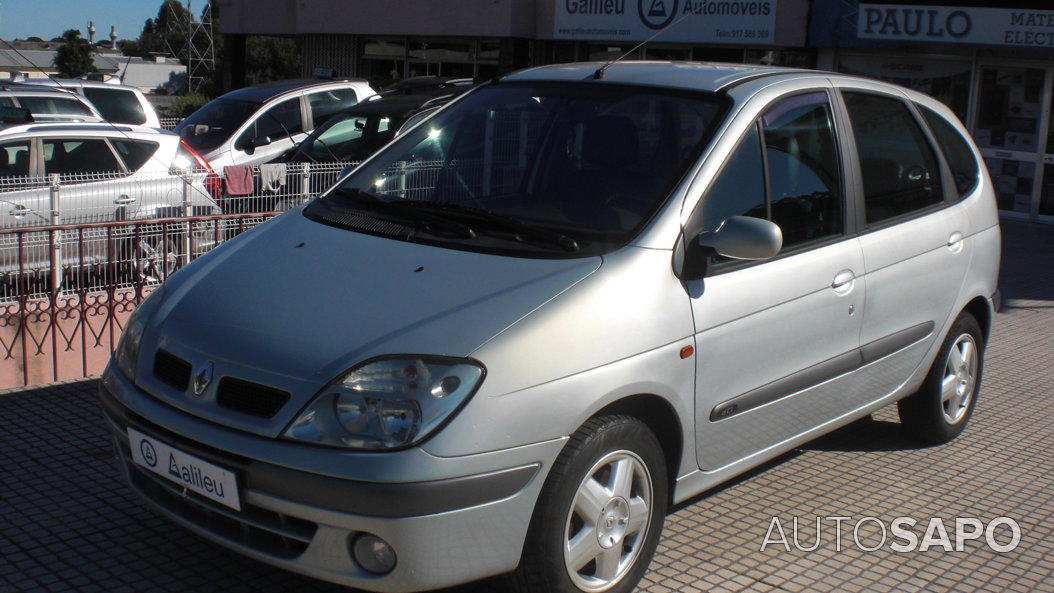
[114,320,145,380]
[113,288,164,381]
[283,356,485,450]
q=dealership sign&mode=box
[554,0,778,44]
[858,4,1054,48]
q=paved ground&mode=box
[2,219,1052,593]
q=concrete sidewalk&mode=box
[2,220,1052,593]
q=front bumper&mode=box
[100,370,561,592]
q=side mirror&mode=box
[697,216,782,261]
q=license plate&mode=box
[127,428,241,511]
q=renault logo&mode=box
[193,361,214,396]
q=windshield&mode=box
[315,82,725,256]
[176,98,258,152]
[294,111,398,162]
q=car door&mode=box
[0,138,51,273]
[688,89,866,471]
[836,84,971,399]
[231,95,308,166]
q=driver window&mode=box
[762,92,843,247]
[842,91,943,224]
[236,97,303,150]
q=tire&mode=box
[508,415,668,593]
[898,312,985,444]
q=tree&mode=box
[53,29,95,77]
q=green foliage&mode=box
[167,93,211,118]
[245,37,301,86]
[53,29,96,78]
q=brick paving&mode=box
[2,219,1052,593]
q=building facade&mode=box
[217,0,1054,222]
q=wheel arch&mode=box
[962,295,993,343]
[588,393,684,504]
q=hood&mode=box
[140,209,600,437]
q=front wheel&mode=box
[508,416,668,593]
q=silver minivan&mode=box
[101,62,1000,593]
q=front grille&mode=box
[216,377,290,418]
[153,349,191,391]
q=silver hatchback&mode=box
[101,62,1000,593]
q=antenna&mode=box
[162,0,216,94]
[593,12,691,80]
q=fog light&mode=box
[352,533,397,575]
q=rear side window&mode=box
[18,96,94,116]
[843,92,943,224]
[0,97,14,107]
[917,104,979,199]
[308,88,360,128]
[83,87,147,125]
[42,138,123,179]
[111,139,158,171]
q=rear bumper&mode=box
[99,373,558,592]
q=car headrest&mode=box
[582,115,638,170]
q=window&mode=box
[42,139,122,179]
[324,82,726,256]
[690,92,843,257]
[111,139,158,171]
[762,92,843,247]
[236,98,303,150]
[83,87,147,125]
[689,123,766,239]
[917,104,979,199]
[176,98,258,152]
[308,89,360,128]
[18,96,94,116]
[843,92,943,224]
[0,141,32,178]
[0,97,15,107]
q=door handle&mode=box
[947,231,964,253]
[114,195,136,205]
[9,206,28,217]
[832,270,856,295]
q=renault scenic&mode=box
[101,62,1000,593]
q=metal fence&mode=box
[158,117,182,130]
[0,162,355,229]
[0,212,278,388]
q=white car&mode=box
[0,83,103,123]
[175,78,375,170]
[0,122,222,277]
[33,79,163,128]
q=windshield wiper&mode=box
[399,200,580,253]
[329,188,476,239]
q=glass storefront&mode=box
[359,37,499,89]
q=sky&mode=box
[0,0,165,42]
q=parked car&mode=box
[174,78,376,170]
[0,83,103,123]
[0,123,222,281]
[277,81,474,165]
[33,79,163,128]
[102,62,1000,593]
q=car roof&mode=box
[0,82,86,96]
[33,78,146,93]
[500,61,825,93]
[0,122,173,140]
[218,78,369,103]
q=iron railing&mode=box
[0,212,277,389]
[158,117,183,130]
